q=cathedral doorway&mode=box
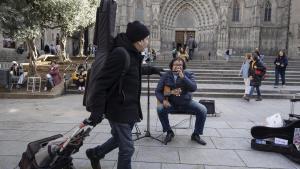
[175,30,195,49]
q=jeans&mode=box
[275,69,286,86]
[249,86,261,97]
[94,121,135,169]
[157,100,207,135]
[46,74,54,87]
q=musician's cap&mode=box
[126,21,150,43]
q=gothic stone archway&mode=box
[160,0,218,57]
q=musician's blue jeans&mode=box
[157,100,207,135]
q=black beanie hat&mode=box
[126,21,150,43]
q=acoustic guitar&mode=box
[157,86,171,106]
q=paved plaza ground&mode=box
[0,95,300,169]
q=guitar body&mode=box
[157,86,171,106]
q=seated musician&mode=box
[155,57,207,145]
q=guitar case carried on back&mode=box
[83,0,117,109]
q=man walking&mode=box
[81,21,161,169]
[187,35,197,60]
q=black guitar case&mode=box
[251,120,300,164]
[83,0,117,108]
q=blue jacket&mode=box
[155,70,197,106]
[240,60,250,78]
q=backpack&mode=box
[255,63,267,80]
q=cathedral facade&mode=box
[115,0,299,58]
[1,0,300,59]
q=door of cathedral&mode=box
[175,31,195,49]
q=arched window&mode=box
[264,1,272,22]
[135,0,144,23]
[232,0,240,22]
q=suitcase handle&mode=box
[60,126,92,152]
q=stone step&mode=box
[155,69,300,74]
[140,91,299,99]
[148,73,300,78]
[141,79,300,85]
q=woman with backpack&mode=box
[246,53,266,101]
[274,50,288,88]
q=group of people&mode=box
[43,61,87,92]
[172,35,197,62]
[9,61,25,88]
[239,49,288,101]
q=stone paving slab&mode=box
[162,163,204,169]
[216,128,252,138]
[0,155,20,169]
[210,137,251,150]
[1,95,300,169]
[236,150,298,169]
[179,148,245,166]
[135,146,180,163]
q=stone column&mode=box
[150,1,161,52]
[251,0,261,50]
[216,0,230,58]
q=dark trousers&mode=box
[157,100,207,135]
[275,69,286,85]
[249,85,261,97]
[94,121,135,169]
[75,79,85,87]
[189,49,194,60]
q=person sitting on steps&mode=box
[72,64,87,91]
[155,57,207,145]
[44,60,62,91]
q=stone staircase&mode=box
[139,56,300,99]
[63,56,300,99]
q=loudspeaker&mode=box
[199,99,215,115]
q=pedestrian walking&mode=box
[274,50,288,88]
[246,53,266,101]
[239,53,251,101]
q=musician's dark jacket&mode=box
[85,33,161,124]
[155,70,197,106]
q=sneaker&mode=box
[82,86,85,91]
[191,133,206,145]
[282,85,286,88]
[274,85,278,88]
[44,87,47,91]
[164,130,174,145]
[243,95,250,102]
[255,97,262,101]
[86,149,101,169]
[78,86,82,91]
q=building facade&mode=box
[115,0,298,58]
[1,0,300,59]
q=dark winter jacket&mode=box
[274,56,288,71]
[249,60,265,86]
[10,65,23,76]
[86,33,160,124]
[155,70,197,107]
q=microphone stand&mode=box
[133,59,163,143]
